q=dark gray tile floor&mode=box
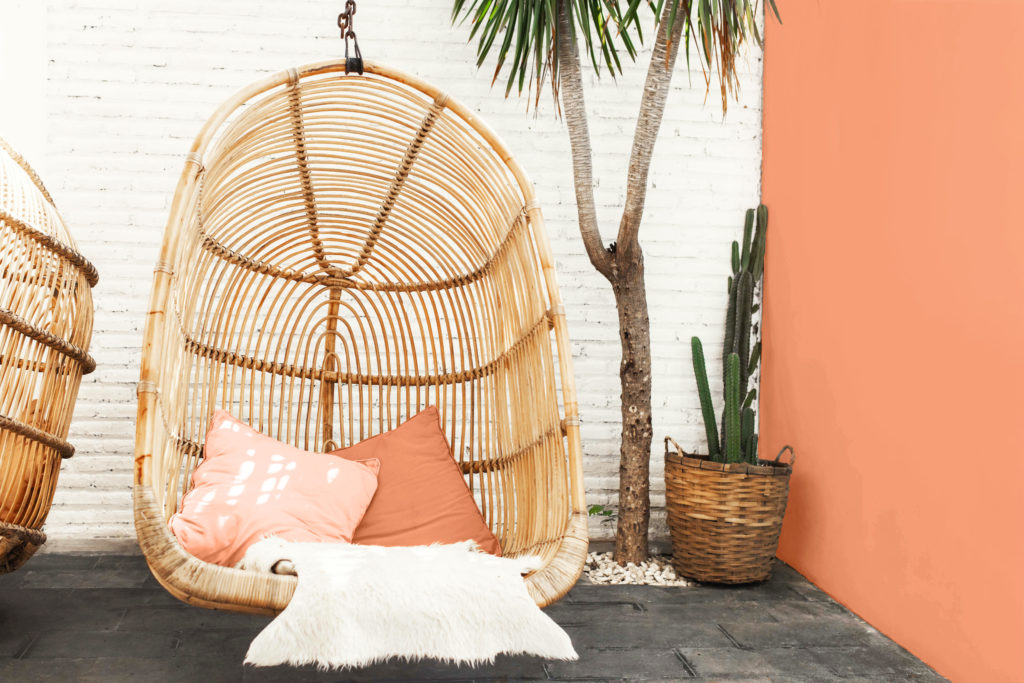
[0,553,945,681]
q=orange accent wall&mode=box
[761,3,1024,681]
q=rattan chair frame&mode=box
[134,60,587,614]
[0,138,97,572]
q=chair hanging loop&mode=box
[338,0,363,75]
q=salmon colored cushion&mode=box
[332,407,501,555]
[170,410,380,567]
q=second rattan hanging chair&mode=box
[133,60,588,614]
[1,138,97,572]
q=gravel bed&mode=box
[582,551,693,586]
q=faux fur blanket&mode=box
[238,538,578,669]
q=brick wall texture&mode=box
[18,1,763,548]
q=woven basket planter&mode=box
[0,138,97,573]
[664,441,793,584]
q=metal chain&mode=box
[337,0,363,74]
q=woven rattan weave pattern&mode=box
[0,138,97,573]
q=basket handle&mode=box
[774,445,795,466]
[664,436,685,457]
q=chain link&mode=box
[337,1,363,74]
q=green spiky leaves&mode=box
[451,0,642,105]
[451,0,778,111]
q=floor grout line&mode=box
[12,633,39,660]
[716,623,749,651]
[112,607,129,631]
[673,648,698,677]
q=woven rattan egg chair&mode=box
[0,138,97,572]
[134,60,588,615]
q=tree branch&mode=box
[556,0,614,282]
[615,2,688,259]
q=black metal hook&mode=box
[338,0,363,74]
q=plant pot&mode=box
[664,439,794,584]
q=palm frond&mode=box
[452,0,645,106]
[452,0,776,112]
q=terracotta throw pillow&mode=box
[170,410,380,567]
[332,407,502,555]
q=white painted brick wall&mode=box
[8,1,763,550]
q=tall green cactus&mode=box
[741,406,755,459]
[690,204,768,464]
[740,207,754,271]
[691,337,720,458]
[734,271,754,392]
[751,204,767,281]
[724,353,742,463]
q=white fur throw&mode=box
[238,538,578,669]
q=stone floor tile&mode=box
[544,647,694,680]
[81,655,244,682]
[117,604,269,633]
[0,631,31,658]
[563,619,733,650]
[677,646,836,679]
[809,645,944,678]
[0,601,127,637]
[642,601,780,624]
[762,597,851,621]
[719,617,876,648]
[21,630,179,659]
[785,579,836,602]
[567,582,797,607]
[544,599,645,622]
[768,562,806,584]
[170,628,263,657]
[92,554,149,569]
[66,586,188,609]
[17,567,151,590]
[12,554,101,571]
[0,656,98,682]
[655,584,800,606]
[564,585,651,603]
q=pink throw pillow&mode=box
[170,410,380,567]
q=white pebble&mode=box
[581,552,692,587]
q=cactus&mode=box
[740,208,754,271]
[748,341,761,376]
[691,337,720,458]
[733,271,754,394]
[741,406,755,462]
[723,275,738,390]
[751,205,767,281]
[690,204,769,464]
[724,353,742,463]
[721,270,753,449]
[742,388,756,411]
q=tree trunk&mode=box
[555,0,613,280]
[612,249,653,564]
[554,0,687,564]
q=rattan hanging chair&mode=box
[0,138,97,572]
[133,60,588,614]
